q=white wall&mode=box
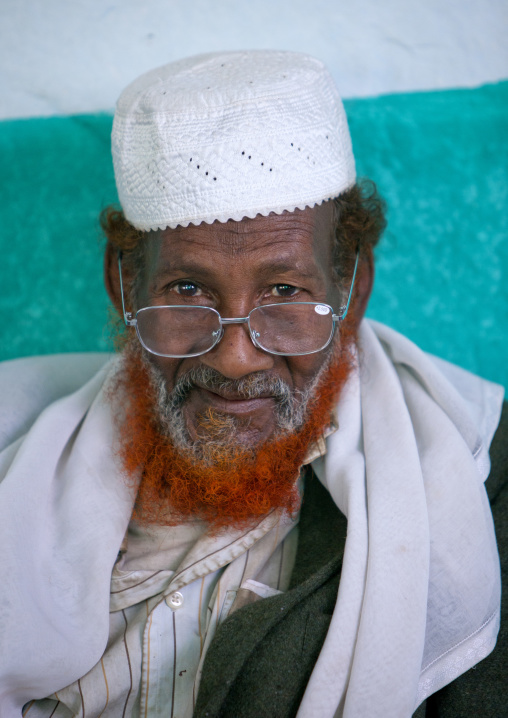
[1,0,507,119]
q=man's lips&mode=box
[190,386,276,415]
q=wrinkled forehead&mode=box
[150,203,336,265]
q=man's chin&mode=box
[182,391,280,450]
[182,405,280,457]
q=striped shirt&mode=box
[23,507,300,718]
[21,429,333,718]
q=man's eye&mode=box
[270,284,299,298]
[174,282,202,297]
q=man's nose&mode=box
[199,322,275,379]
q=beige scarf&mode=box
[300,320,503,717]
[0,321,503,716]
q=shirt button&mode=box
[166,591,184,609]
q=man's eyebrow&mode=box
[255,259,319,280]
[152,258,320,282]
[152,261,215,280]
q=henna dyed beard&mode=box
[113,327,356,532]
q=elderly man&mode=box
[0,51,506,718]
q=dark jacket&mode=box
[195,403,508,718]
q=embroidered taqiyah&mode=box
[112,50,356,231]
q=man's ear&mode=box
[104,244,124,316]
[354,249,374,323]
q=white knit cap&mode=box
[112,50,356,231]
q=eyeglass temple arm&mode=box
[334,248,360,321]
[117,252,136,326]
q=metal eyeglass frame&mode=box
[118,249,359,358]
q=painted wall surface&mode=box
[0,1,507,388]
[1,0,507,118]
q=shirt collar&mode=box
[301,409,339,465]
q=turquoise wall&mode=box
[0,82,506,387]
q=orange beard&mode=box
[112,328,356,532]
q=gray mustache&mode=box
[169,365,293,404]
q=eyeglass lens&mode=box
[136,306,221,356]
[135,303,334,357]
[249,304,333,354]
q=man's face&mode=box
[135,202,342,449]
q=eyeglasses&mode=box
[118,250,359,358]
